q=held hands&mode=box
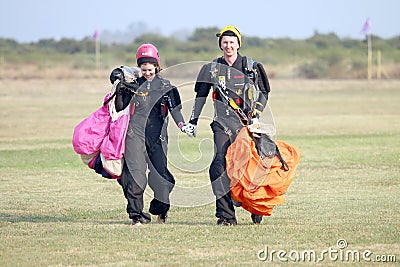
[181,123,197,137]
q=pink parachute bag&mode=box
[72,71,138,178]
[72,66,139,178]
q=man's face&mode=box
[220,35,239,56]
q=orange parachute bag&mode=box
[226,126,301,216]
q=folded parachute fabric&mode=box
[72,92,130,179]
[226,126,301,216]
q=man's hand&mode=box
[248,117,262,133]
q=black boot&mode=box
[157,213,168,224]
[251,214,263,224]
[217,217,237,226]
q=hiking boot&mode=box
[251,214,263,224]
[157,213,168,224]
[216,217,237,226]
[131,216,151,226]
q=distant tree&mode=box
[1,29,400,79]
[387,36,400,49]
[307,32,341,49]
[0,38,19,52]
[246,36,265,47]
[55,38,83,54]
[342,38,361,49]
[36,38,57,48]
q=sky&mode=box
[0,0,399,43]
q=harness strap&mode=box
[275,145,290,171]
[243,56,255,79]
[103,91,116,106]
[210,63,249,125]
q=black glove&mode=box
[115,82,130,95]
[110,67,124,84]
[122,81,140,93]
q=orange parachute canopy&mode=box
[226,127,301,216]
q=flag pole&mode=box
[367,33,372,80]
[93,30,100,71]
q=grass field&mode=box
[0,76,399,266]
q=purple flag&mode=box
[360,18,371,35]
[93,30,99,41]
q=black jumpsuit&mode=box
[115,75,185,221]
[189,54,270,223]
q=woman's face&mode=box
[140,62,157,81]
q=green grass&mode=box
[0,79,399,266]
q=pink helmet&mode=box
[136,43,160,66]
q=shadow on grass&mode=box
[91,219,213,226]
[0,213,128,225]
[0,213,74,223]
[1,213,254,226]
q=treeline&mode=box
[1,27,400,79]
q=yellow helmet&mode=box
[216,25,242,48]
